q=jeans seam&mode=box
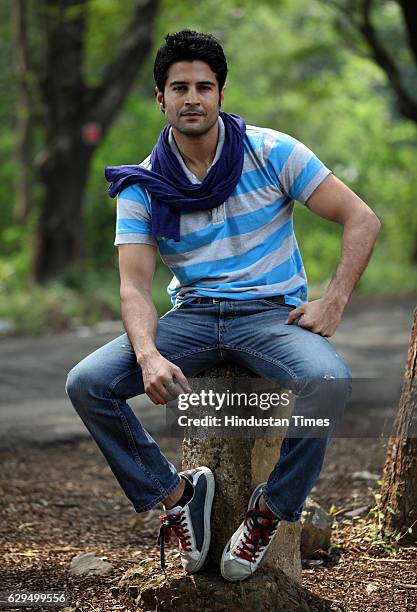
[109,397,172,497]
[106,367,177,498]
[165,346,219,361]
[221,345,299,383]
[266,438,289,490]
[134,475,182,513]
[108,366,140,392]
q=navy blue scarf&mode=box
[105,112,246,241]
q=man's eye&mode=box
[173,86,185,91]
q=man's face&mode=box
[156,60,224,136]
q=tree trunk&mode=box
[33,145,92,281]
[380,305,417,541]
[12,0,34,224]
[19,0,160,282]
[119,364,332,611]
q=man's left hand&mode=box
[285,297,345,337]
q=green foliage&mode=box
[84,0,136,86]
[0,255,121,334]
[0,262,172,335]
[1,0,417,333]
[364,488,415,554]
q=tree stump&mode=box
[118,363,333,611]
[380,305,417,541]
[182,363,301,582]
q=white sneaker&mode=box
[220,482,279,582]
[158,466,215,573]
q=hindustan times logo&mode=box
[177,414,331,428]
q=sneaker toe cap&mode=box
[181,550,204,573]
[221,558,251,582]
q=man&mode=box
[66,30,380,582]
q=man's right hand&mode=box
[139,352,192,405]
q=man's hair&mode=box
[154,30,228,92]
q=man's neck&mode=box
[171,120,219,180]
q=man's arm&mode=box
[119,243,191,404]
[286,174,381,336]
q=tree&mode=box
[319,0,417,260]
[380,306,417,541]
[12,0,34,224]
[13,0,160,282]
[318,0,417,541]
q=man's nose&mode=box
[185,88,200,105]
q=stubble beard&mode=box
[173,112,219,137]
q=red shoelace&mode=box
[235,508,278,562]
[157,512,191,570]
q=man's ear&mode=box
[219,86,225,108]
[155,87,165,112]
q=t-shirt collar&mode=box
[168,116,225,185]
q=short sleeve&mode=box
[114,184,157,247]
[267,133,332,205]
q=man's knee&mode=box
[299,351,352,403]
[317,361,352,387]
[65,363,105,408]
[305,346,352,383]
[66,365,85,407]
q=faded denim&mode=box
[66,299,351,519]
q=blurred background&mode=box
[1,0,416,335]
[1,4,417,608]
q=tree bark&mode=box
[398,0,417,68]
[380,305,417,542]
[182,363,302,582]
[16,0,160,282]
[33,145,93,280]
[12,0,33,224]
[359,0,417,123]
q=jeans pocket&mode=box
[159,300,190,321]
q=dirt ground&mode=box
[1,435,417,612]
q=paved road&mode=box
[0,297,415,449]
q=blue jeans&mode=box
[66,299,351,520]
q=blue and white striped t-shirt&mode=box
[114,117,331,307]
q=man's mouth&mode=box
[181,112,205,116]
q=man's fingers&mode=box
[141,356,191,404]
[172,369,192,394]
[163,379,183,399]
[286,308,304,324]
[147,388,167,405]
[146,381,172,404]
[297,315,311,328]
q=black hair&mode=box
[154,30,228,93]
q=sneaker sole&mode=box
[220,482,265,582]
[187,466,215,573]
